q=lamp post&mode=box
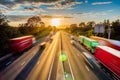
[107,25,111,39]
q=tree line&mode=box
[65,20,120,40]
[0,13,52,57]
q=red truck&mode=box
[91,36,120,51]
[94,46,120,78]
[10,35,35,53]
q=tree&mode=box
[0,12,9,25]
[27,16,41,27]
[70,24,77,28]
[19,16,44,35]
[70,24,78,33]
[86,21,95,28]
[79,22,85,27]
[0,13,21,56]
[40,22,45,27]
[111,19,120,40]
[106,19,110,26]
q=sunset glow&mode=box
[51,18,61,27]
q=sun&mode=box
[51,18,61,27]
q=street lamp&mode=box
[107,24,111,39]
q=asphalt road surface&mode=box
[0,41,44,80]
[27,31,111,80]
[61,31,111,80]
[0,31,112,80]
[27,32,62,80]
[61,31,98,80]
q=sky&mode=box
[0,0,120,26]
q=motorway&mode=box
[0,40,43,80]
[27,31,110,80]
[61,32,98,80]
[27,32,62,80]
[0,31,112,80]
[0,35,50,71]
[0,33,53,80]
[61,32,111,80]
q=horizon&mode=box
[0,0,120,27]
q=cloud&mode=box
[1,2,46,15]
[0,4,8,9]
[113,16,120,19]
[0,0,82,15]
[107,10,113,12]
[4,8,46,16]
[47,1,82,10]
[7,15,30,26]
[11,1,43,10]
[70,10,110,19]
[68,9,115,23]
[11,2,46,11]
[7,15,30,21]
[85,0,88,3]
[0,4,10,13]
[92,1,112,5]
[39,14,73,18]
[7,14,73,22]
[0,0,60,4]
[64,16,73,18]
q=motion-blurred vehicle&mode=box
[94,46,120,79]
[79,36,120,79]
[70,40,76,45]
[10,35,35,53]
[71,35,78,42]
[71,36,74,40]
[79,36,99,53]
[39,42,46,49]
[79,36,86,44]
[91,36,120,51]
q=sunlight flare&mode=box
[51,18,61,26]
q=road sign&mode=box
[99,25,105,33]
[94,24,105,33]
[94,24,99,33]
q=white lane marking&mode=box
[59,50,66,80]
[48,33,59,80]
[6,61,12,65]
[56,32,66,80]
[67,54,75,80]
[85,65,90,71]
[37,61,40,65]
[56,39,63,79]
[21,61,26,66]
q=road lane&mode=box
[0,41,43,80]
[61,31,98,80]
[0,32,54,72]
[56,53,65,80]
[72,37,112,80]
[27,32,61,80]
[15,46,45,80]
[49,33,62,80]
[0,31,113,80]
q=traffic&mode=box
[71,35,120,79]
[10,35,35,53]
